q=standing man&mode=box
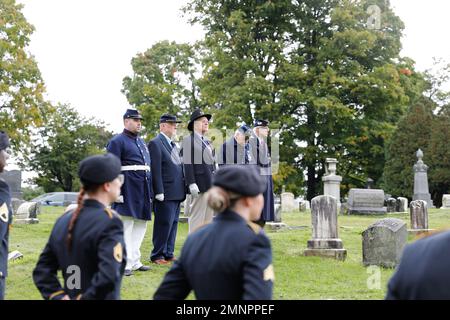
[181,109,216,233]
[0,131,11,300]
[249,120,274,227]
[148,114,186,265]
[107,109,152,276]
[219,125,252,166]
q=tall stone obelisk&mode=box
[413,149,434,208]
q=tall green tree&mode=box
[427,112,450,206]
[0,0,51,150]
[184,0,417,199]
[21,104,112,192]
[122,40,200,137]
[382,98,435,198]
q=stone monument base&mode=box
[407,228,435,236]
[304,248,347,261]
[265,222,287,231]
[348,207,387,215]
[14,218,39,225]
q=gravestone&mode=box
[347,189,387,215]
[0,170,23,199]
[365,178,374,189]
[413,149,434,208]
[322,158,342,212]
[362,218,407,268]
[386,198,397,213]
[11,198,25,215]
[409,200,432,234]
[304,195,347,261]
[65,203,78,213]
[266,205,287,230]
[440,195,450,209]
[281,192,295,213]
[396,197,408,213]
[14,202,40,224]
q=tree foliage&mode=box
[21,104,112,192]
[0,0,51,151]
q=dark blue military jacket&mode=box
[107,130,153,220]
[386,230,450,300]
[33,200,126,300]
[148,133,186,202]
[0,179,12,280]
[154,209,274,300]
[219,137,250,166]
[248,134,274,222]
[181,133,216,193]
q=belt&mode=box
[121,165,151,172]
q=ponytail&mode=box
[207,186,240,213]
[66,188,85,252]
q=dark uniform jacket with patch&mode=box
[386,230,450,300]
[107,129,153,220]
[33,199,126,300]
[154,209,273,300]
[0,179,12,280]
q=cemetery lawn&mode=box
[6,206,450,300]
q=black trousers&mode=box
[150,201,180,261]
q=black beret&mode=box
[254,119,269,127]
[78,153,121,186]
[123,108,143,120]
[0,131,10,151]
[213,165,267,196]
[160,114,182,123]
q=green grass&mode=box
[6,206,450,300]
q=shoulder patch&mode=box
[113,242,123,263]
[263,264,275,282]
[246,221,261,234]
[0,203,9,223]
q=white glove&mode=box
[115,195,124,203]
[189,183,200,198]
[155,193,164,202]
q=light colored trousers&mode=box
[121,216,148,271]
[188,192,214,234]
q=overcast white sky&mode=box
[16,0,450,134]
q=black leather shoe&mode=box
[136,265,151,272]
[124,269,133,276]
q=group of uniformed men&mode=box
[2,106,449,300]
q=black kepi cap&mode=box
[123,108,144,120]
[213,165,266,196]
[78,153,122,186]
[160,114,182,123]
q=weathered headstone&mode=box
[0,170,23,199]
[362,218,407,268]
[347,189,387,215]
[304,195,347,261]
[396,197,408,213]
[386,198,397,213]
[441,195,450,210]
[281,192,295,213]
[322,158,342,212]
[266,205,287,230]
[14,202,40,224]
[413,149,434,208]
[365,178,374,189]
[409,200,431,234]
[11,198,26,215]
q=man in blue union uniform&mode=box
[107,108,153,276]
